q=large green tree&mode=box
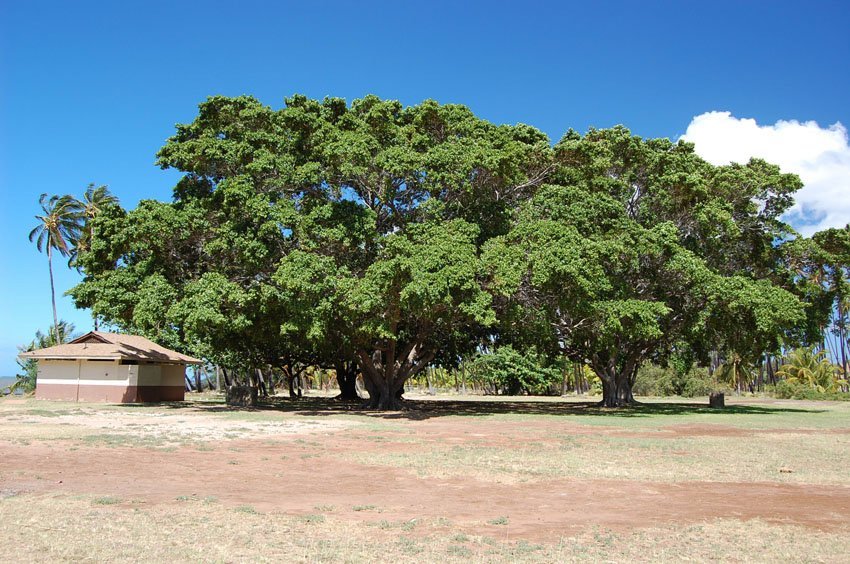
[69,97,820,409]
[811,226,850,373]
[485,128,805,406]
[275,217,494,408]
[71,94,551,408]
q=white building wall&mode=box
[37,360,78,382]
[78,360,125,384]
[161,364,186,387]
[137,364,162,386]
[35,359,186,402]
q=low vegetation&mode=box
[1,397,849,562]
[3,494,848,563]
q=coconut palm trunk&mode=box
[29,193,81,337]
[47,244,60,341]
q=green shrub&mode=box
[681,368,717,397]
[12,360,38,394]
[468,346,561,395]
[634,363,720,398]
[773,379,802,399]
[633,364,673,396]
[772,379,850,400]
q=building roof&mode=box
[18,331,202,364]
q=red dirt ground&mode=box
[2,414,849,542]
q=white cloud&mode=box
[680,111,850,236]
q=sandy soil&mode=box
[4,409,354,444]
[2,404,849,542]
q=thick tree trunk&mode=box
[358,364,403,409]
[598,374,636,407]
[375,377,399,410]
[334,361,360,400]
[194,366,203,392]
[593,355,638,408]
[361,369,380,406]
[356,344,435,410]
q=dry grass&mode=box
[328,398,850,485]
[2,395,849,562]
[0,398,358,448]
[1,493,848,563]
[344,431,850,485]
[3,396,849,487]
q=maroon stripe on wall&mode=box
[36,384,185,403]
[136,385,185,402]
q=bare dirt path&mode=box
[2,435,848,542]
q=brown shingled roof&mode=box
[18,331,201,364]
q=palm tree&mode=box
[67,183,119,270]
[68,184,119,330]
[776,347,845,392]
[29,193,81,340]
[716,352,752,394]
[14,320,78,394]
[33,319,78,348]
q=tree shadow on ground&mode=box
[140,395,826,421]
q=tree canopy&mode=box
[68,94,840,408]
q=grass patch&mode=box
[15,409,68,418]
[92,496,121,505]
[80,433,172,450]
[446,544,472,557]
[488,516,509,525]
[0,494,849,562]
[381,396,850,431]
[345,427,850,485]
[395,535,423,555]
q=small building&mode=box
[18,331,201,403]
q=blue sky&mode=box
[1,0,849,375]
